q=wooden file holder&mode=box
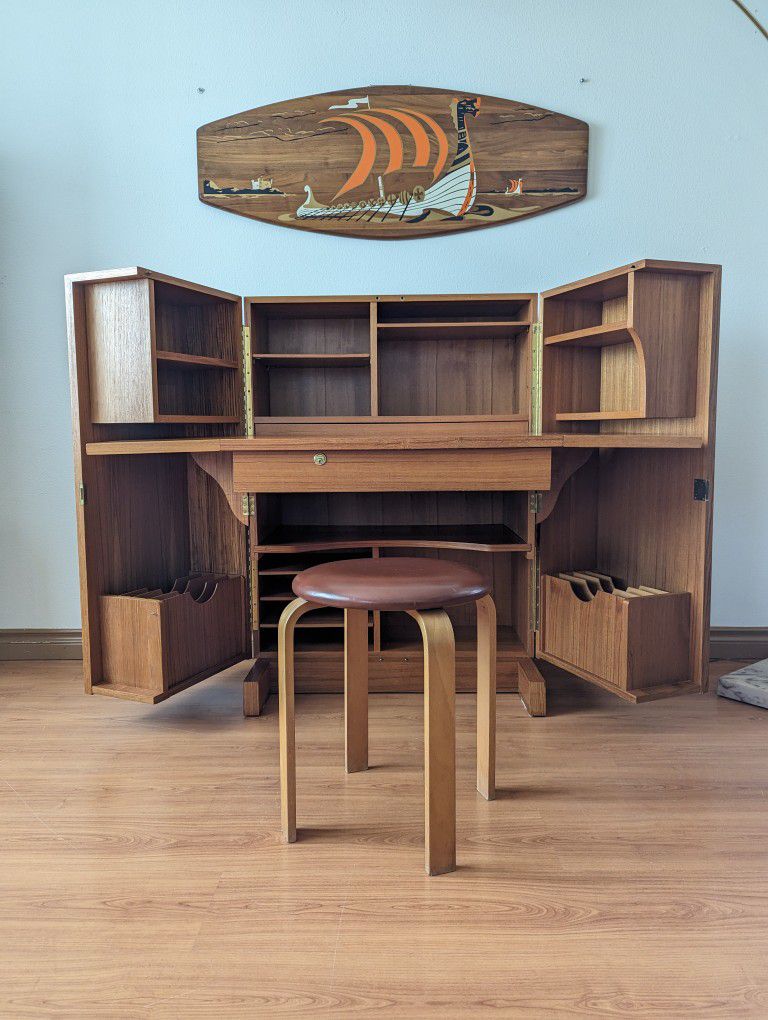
[540,574,691,696]
[99,575,247,701]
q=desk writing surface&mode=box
[84,433,702,457]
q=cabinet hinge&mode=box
[693,478,709,501]
[242,325,254,438]
[241,494,255,518]
[529,491,542,516]
[78,482,86,506]
[530,548,541,633]
[530,321,543,435]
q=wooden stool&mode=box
[277,556,497,876]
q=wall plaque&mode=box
[197,86,588,239]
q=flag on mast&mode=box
[328,96,370,110]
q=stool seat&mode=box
[292,556,490,612]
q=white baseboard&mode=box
[0,630,84,660]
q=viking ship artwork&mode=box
[296,96,482,225]
[197,86,588,239]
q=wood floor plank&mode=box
[0,659,767,1017]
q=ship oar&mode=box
[378,199,397,221]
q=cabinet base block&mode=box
[518,657,547,716]
[537,651,701,702]
[243,658,272,716]
[261,650,520,693]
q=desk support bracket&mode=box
[536,448,594,524]
[191,452,250,526]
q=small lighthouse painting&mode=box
[197,86,588,240]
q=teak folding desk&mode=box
[66,259,720,716]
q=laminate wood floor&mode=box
[1,659,767,1018]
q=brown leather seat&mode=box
[292,556,490,612]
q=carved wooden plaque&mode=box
[197,86,588,239]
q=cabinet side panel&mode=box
[632,271,700,419]
[67,280,102,690]
[86,278,155,423]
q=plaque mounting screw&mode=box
[313,453,327,466]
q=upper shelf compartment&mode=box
[85,274,242,426]
[376,295,534,421]
[247,298,372,418]
[378,321,529,340]
[540,260,720,439]
[376,297,532,323]
[245,294,535,425]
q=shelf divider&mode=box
[377,321,529,340]
[155,350,239,369]
[554,410,645,422]
[252,353,370,366]
[544,322,633,348]
[156,414,242,424]
[254,524,528,554]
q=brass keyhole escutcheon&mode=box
[313,453,327,466]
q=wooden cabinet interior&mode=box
[75,452,249,703]
[536,446,714,700]
[541,261,716,437]
[249,490,533,692]
[249,299,372,418]
[85,273,242,426]
[66,260,719,709]
[247,295,533,423]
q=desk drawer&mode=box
[233,448,551,493]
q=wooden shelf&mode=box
[377,321,529,340]
[254,524,528,554]
[155,414,241,424]
[544,322,633,348]
[555,410,645,422]
[558,434,703,449]
[258,565,309,576]
[252,414,529,424]
[155,350,239,369]
[260,609,373,629]
[253,353,370,366]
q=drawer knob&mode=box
[313,453,327,466]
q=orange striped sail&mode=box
[321,105,451,201]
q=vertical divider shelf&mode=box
[369,300,379,416]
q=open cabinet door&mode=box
[66,268,252,703]
[534,260,720,701]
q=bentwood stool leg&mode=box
[278,597,311,843]
[344,608,369,773]
[409,608,456,876]
[476,594,497,801]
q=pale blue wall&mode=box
[1,0,766,627]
